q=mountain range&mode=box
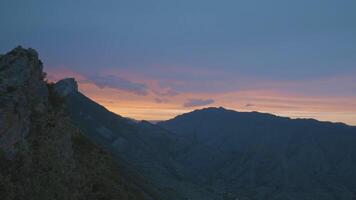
[159,108,356,199]
[1,47,356,200]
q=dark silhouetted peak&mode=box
[197,106,228,112]
[184,106,229,114]
[186,106,294,121]
[200,106,232,113]
[8,45,39,59]
[54,78,78,96]
[165,106,238,122]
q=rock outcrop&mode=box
[0,46,48,159]
[54,78,78,96]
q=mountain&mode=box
[59,77,356,200]
[0,46,159,200]
[56,78,356,199]
[158,107,356,199]
[5,46,355,200]
[55,78,215,200]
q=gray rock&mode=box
[54,78,78,96]
[0,46,48,159]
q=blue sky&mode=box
[1,0,356,123]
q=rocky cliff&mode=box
[0,46,48,158]
[0,46,159,200]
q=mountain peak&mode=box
[54,78,78,96]
[0,46,44,93]
[184,106,232,116]
[10,45,39,58]
[0,46,48,158]
[199,106,228,112]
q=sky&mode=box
[1,0,356,125]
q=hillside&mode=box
[56,78,211,200]
[158,107,356,199]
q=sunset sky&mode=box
[1,0,356,125]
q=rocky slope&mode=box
[0,46,159,200]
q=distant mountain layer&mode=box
[0,47,159,200]
[158,107,356,200]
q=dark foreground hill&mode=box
[0,47,159,200]
[158,107,356,200]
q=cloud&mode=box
[183,98,215,107]
[85,75,148,96]
[154,98,169,103]
[153,88,179,97]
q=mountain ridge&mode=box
[163,106,351,128]
[158,105,356,200]
[57,75,356,199]
[53,75,356,200]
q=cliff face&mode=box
[0,46,48,158]
[0,47,158,200]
